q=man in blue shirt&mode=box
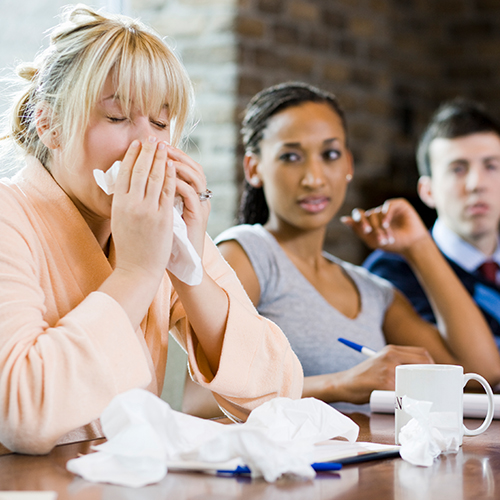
[364,99,500,347]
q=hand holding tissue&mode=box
[94,161,203,286]
[67,389,360,486]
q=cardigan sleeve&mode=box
[169,234,304,422]
[0,200,152,454]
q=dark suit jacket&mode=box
[363,249,500,347]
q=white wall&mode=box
[0,1,118,112]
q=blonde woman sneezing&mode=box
[0,6,302,454]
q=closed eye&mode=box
[107,115,127,123]
[151,119,168,130]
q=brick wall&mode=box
[386,0,500,233]
[235,0,500,262]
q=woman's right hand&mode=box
[111,137,175,282]
[98,137,176,331]
[303,345,433,404]
[340,198,430,258]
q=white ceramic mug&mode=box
[395,364,494,445]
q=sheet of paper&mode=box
[165,440,400,473]
[311,440,400,463]
[370,390,500,419]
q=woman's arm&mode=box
[179,237,257,419]
[218,237,433,406]
[342,198,500,386]
[171,235,303,421]
[217,239,261,307]
[0,141,177,454]
[98,139,176,330]
[166,145,263,376]
[303,345,433,404]
[170,236,303,420]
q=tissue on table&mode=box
[398,395,460,467]
[66,388,359,487]
[93,161,203,286]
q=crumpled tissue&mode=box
[398,395,460,467]
[66,388,359,487]
[93,161,203,286]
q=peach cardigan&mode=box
[0,158,303,454]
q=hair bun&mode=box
[16,64,38,82]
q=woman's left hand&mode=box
[166,144,210,258]
[165,145,227,376]
[340,198,430,256]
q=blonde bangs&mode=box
[59,17,193,158]
[7,5,194,168]
[113,30,193,146]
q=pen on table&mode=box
[217,462,342,475]
[338,337,377,357]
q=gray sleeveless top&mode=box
[215,224,394,380]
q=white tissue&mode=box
[93,161,121,195]
[398,396,460,467]
[66,389,359,486]
[93,162,203,286]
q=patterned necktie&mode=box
[478,260,499,284]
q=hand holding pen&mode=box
[336,338,434,404]
[338,338,377,357]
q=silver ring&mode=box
[198,189,213,201]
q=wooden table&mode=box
[1,412,499,499]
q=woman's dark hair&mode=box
[417,98,500,177]
[238,81,347,225]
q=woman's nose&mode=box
[133,117,158,142]
[301,161,326,188]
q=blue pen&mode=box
[338,337,377,357]
[217,462,342,475]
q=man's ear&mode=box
[35,103,60,150]
[417,175,436,209]
[243,152,263,188]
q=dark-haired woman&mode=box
[213,82,500,410]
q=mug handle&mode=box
[462,373,494,436]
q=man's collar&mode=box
[432,218,500,272]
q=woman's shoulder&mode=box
[215,224,286,296]
[0,173,31,218]
[215,223,269,245]
[215,224,278,260]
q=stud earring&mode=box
[250,176,261,187]
[346,174,353,182]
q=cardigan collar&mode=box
[14,156,114,293]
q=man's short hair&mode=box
[416,98,500,177]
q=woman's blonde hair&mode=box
[4,3,194,168]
